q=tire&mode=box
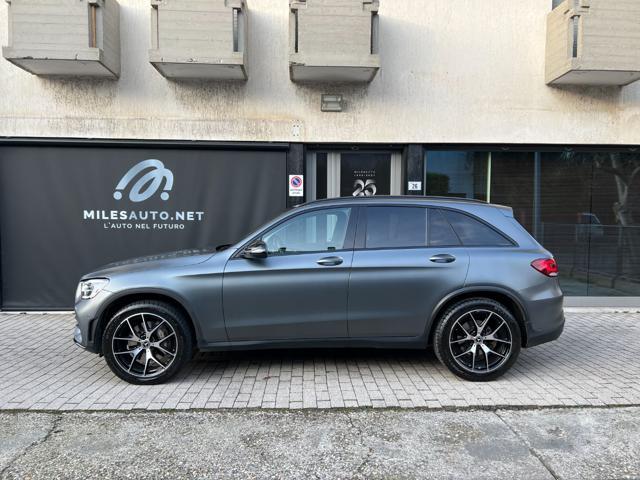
[102,300,193,385]
[433,298,521,381]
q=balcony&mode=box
[2,0,120,78]
[545,0,640,86]
[289,0,380,83]
[149,0,247,80]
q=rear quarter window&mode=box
[428,208,461,246]
[440,209,512,247]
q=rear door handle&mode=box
[429,254,456,264]
[317,256,344,266]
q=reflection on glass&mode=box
[562,152,640,296]
[262,208,352,255]
[425,151,487,200]
[489,152,534,232]
[424,150,640,296]
[538,152,592,296]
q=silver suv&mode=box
[74,196,564,384]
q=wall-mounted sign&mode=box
[289,174,304,197]
[340,154,391,197]
[0,146,286,309]
[408,181,422,192]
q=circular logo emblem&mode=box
[114,159,174,203]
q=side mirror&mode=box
[242,240,268,259]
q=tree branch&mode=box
[628,165,640,187]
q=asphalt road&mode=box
[1,407,639,479]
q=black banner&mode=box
[0,145,286,309]
[340,153,391,197]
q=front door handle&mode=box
[317,256,344,266]
[429,253,456,264]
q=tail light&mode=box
[531,258,559,277]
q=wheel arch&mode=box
[92,289,199,355]
[427,287,529,347]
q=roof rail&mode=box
[301,195,488,206]
[410,195,487,204]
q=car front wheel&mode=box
[102,300,193,384]
[433,298,521,381]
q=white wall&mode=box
[1,0,640,144]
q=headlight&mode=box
[76,279,109,302]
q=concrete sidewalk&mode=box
[1,407,639,479]
[1,311,639,411]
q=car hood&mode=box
[81,247,218,280]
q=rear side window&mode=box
[365,207,426,249]
[440,209,512,247]
[429,209,460,246]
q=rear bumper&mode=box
[524,315,564,347]
[523,293,565,348]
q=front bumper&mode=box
[73,325,85,348]
[73,289,113,354]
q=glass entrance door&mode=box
[307,151,401,200]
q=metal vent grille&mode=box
[232,7,244,53]
[571,15,580,57]
[370,12,379,54]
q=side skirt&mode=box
[198,335,427,352]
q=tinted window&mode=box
[263,208,352,255]
[441,209,512,246]
[429,209,461,246]
[365,207,426,249]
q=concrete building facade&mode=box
[1,0,640,143]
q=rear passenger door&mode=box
[348,206,470,338]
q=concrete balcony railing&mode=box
[545,0,640,86]
[289,0,380,83]
[149,0,247,80]
[2,0,120,78]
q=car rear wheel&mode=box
[433,298,521,381]
[102,300,193,384]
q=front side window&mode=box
[262,208,352,255]
[365,207,427,249]
[441,209,512,246]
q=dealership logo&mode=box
[84,158,203,231]
[113,159,174,202]
[353,179,377,197]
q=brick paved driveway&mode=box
[0,310,638,411]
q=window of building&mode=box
[424,149,640,296]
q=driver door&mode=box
[223,207,356,341]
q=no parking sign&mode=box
[288,174,304,197]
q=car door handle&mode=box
[317,256,344,266]
[429,254,456,264]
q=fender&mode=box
[425,284,529,337]
[91,286,204,347]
